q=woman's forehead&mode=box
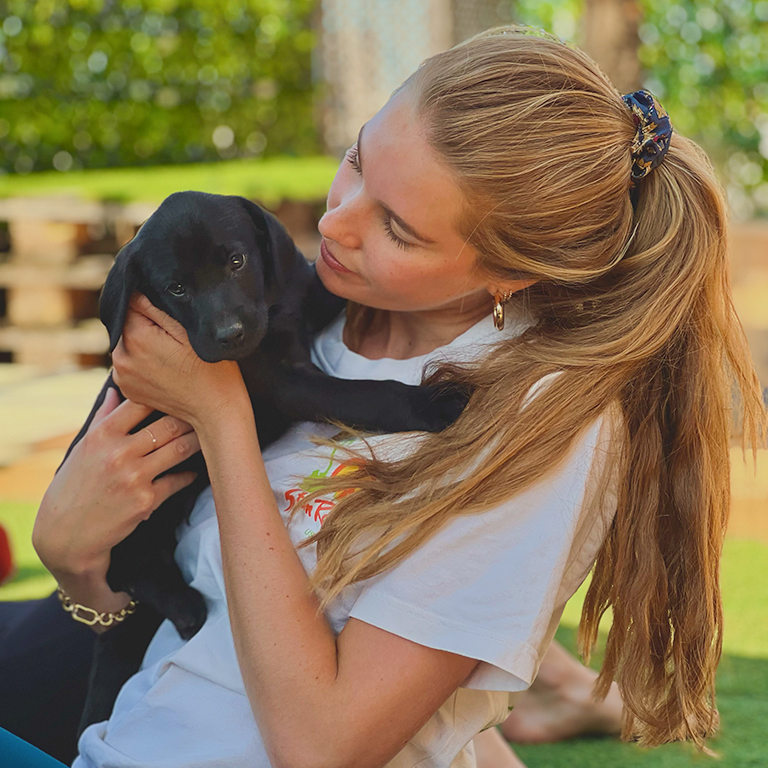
[362,90,468,246]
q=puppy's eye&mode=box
[230,254,246,271]
[166,283,186,297]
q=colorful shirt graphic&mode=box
[283,445,360,535]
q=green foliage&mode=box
[3,0,767,219]
[0,0,319,174]
[639,1,768,219]
[511,0,768,219]
[514,0,581,42]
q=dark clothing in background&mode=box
[0,592,95,764]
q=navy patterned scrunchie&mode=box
[621,89,673,182]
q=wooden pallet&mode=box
[0,198,135,368]
[0,255,112,327]
[0,195,322,370]
[0,319,109,368]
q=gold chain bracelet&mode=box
[56,585,139,628]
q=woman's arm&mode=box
[201,409,479,768]
[113,295,479,768]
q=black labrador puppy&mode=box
[64,191,467,731]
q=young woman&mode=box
[27,25,764,768]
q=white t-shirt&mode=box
[74,300,619,768]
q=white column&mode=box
[317,0,455,155]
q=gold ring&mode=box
[143,427,157,447]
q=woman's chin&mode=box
[315,254,358,299]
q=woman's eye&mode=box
[230,253,246,270]
[166,283,186,297]
[346,145,362,175]
[345,144,412,250]
[383,217,414,251]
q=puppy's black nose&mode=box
[216,321,245,347]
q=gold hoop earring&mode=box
[492,291,514,331]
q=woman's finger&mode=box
[146,430,201,477]
[150,471,199,513]
[110,338,131,389]
[128,293,188,344]
[88,385,122,430]
[102,397,157,437]
[133,415,195,458]
[128,292,156,318]
[121,305,170,352]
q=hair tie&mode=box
[621,89,673,181]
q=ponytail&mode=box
[580,136,766,747]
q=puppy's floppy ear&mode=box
[100,239,140,352]
[236,197,302,296]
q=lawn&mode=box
[0,498,765,767]
[0,155,340,206]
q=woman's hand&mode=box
[111,294,248,431]
[33,386,200,587]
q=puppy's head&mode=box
[100,191,303,362]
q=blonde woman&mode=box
[26,25,764,768]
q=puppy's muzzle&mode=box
[216,321,245,349]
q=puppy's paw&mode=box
[167,587,208,640]
[413,382,472,432]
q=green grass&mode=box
[1,500,766,767]
[516,628,768,767]
[0,155,340,206]
[515,539,768,767]
[0,500,55,601]
[558,538,767,661]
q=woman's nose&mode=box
[319,181,364,248]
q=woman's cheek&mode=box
[370,252,433,301]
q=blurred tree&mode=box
[513,0,768,220]
[0,0,319,174]
[1,0,766,221]
[582,0,641,93]
[638,0,768,219]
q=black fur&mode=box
[62,192,469,731]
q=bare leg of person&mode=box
[499,639,623,744]
[472,727,527,768]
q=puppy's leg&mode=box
[267,365,470,433]
[299,270,347,335]
[107,476,209,641]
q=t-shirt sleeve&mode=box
[347,376,620,692]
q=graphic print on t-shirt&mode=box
[283,445,360,538]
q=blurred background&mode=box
[0,2,766,765]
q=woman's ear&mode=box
[100,239,140,352]
[489,278,538,298]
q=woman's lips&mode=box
[320,239,353,274]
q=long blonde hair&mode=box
[296,26,767,747]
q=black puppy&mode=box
[65,191,467,730]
